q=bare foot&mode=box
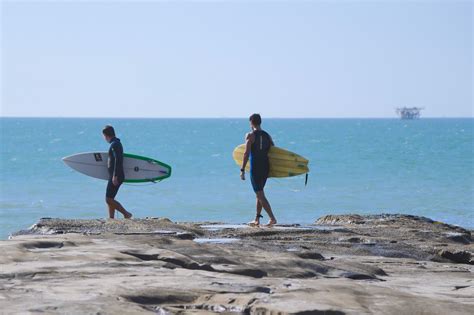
[264,219,277,227]
[124,212,133,219]
[247,220,260,226]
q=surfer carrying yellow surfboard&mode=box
[240,114,277,226]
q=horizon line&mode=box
[0,115,473,119]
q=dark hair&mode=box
[249,113,262,126]
[102,125,115,137]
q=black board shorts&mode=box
[250,173,268,193]
[106,178,123,199]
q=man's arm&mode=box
[112,147,117,178]
[269,134,275,146]
[240,133,254,180]
[112,143,124,186]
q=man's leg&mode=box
[106,180,132,219]
[248,198,263,226]
[106,198,132,218]
[107,199,115,218]
[256,198,263,217]
[106,180,116,219]
[256,191,277,225]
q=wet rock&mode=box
[20,240,65,249]
[123,290,198,305]
[453,285,470,290]
[121,249,215,271]
[338,237,362,243]
[11,218,204,237]
[437,250,473,264]
[175,232,195,240]
[209,282,272,294]
[296,252,325,260]
[340,272,379,280]
[315,214,365,225]
[445,233,471,244]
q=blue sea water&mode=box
[0,118,473,239]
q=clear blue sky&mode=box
[1,1,472,118]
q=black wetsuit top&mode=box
[249,130,271,192]
[107,137,124,180]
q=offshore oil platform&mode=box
[396,107,424,119]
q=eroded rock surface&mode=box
[1,215,473,314]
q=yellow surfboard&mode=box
[232,144,310,178]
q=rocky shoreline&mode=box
[1,214,473,314]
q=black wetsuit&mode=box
[106,137,124,198]
[250,130,272,192]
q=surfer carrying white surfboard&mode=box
[102,125,132,219]
[240,114,277,226]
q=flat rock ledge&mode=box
[1,214,473,314]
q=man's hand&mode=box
[240,170,245,180]
[112,176,119,186]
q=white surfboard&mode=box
[62,152,172,183]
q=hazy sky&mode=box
[1,0,472,118]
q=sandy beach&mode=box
[1,214,473,314]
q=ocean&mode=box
[0,118,473,239]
